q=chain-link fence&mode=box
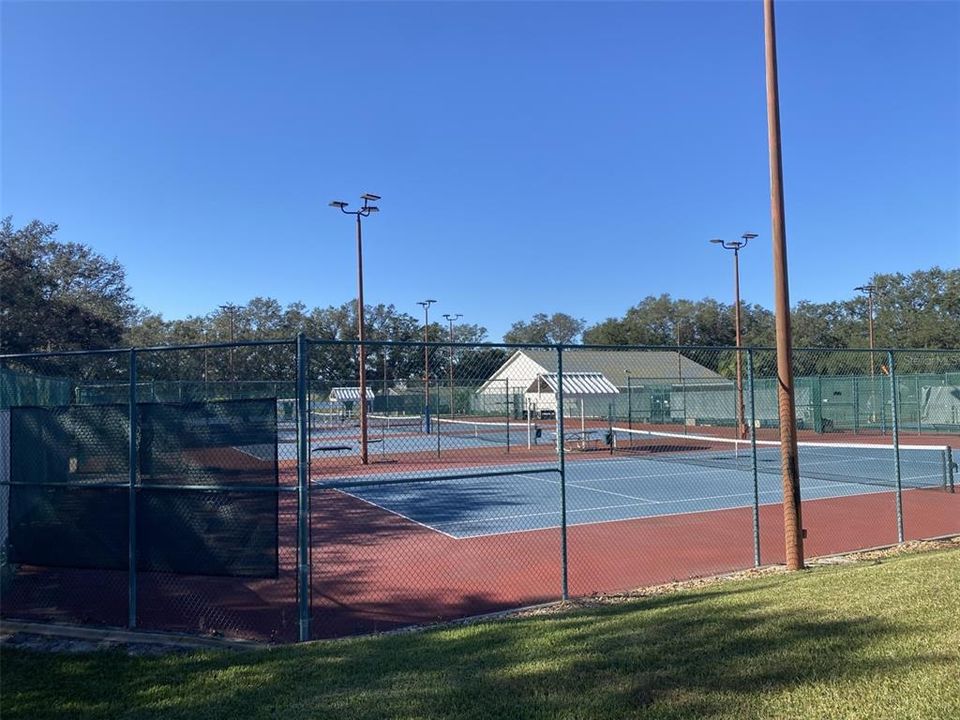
[2,339,957,642]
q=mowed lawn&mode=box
[2,549,959,720]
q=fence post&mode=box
[888,351,905,544]
[853,376,860,435]
[505,378,511,454]
[296,333,311,641]
[127,348,138,630]
[557,346,569,601]
[747,350,761,567]
[916,375,922,435]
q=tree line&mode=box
[3,217,958,362]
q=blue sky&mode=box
[3,1,958,341]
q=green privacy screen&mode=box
[7,399,279,578]
[8,405,129,570]
[137,399,279,578]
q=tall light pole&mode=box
[219,303,245,382]
[675,317,684,382]
[443,313,462,418]
[330,193,380,465]
[418,299,437,432]
[855,284,878,423]
[765,0,804,571]
[710,232,756,440]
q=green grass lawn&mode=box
[2,549,959,720]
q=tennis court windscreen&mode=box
[6,400,280,578]
[137,399,279,578]
[7,405,129,570]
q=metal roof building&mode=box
[477,349,722,397]
[328,387,376,403]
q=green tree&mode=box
[1,217,134,353]
[504,312,586,344]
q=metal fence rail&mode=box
[1,339,957,642]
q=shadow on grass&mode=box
[2,573,953,720]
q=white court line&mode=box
[516,473,658,504]
[568,467,723,482]
[333,488,459,539]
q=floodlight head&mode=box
[360,193,381,202]
[710,239,724,245]
[855,284,877,294]
[365,206,379,213]
[329,200,348,209]
[741,232,758,241]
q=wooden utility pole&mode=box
[764,0,804,570]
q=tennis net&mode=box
[609,426,956,491]
[368,414,422,431]
[436,417,541,448]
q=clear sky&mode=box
[3,1,958,341]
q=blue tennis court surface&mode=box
[327,447,950,539]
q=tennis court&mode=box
[323,432,954,539]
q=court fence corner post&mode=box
[747,349,761,567]
[888,350,904,544]
[296,333,311,642]
[127,347,138,630]
[557,345,569,602]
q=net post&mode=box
[888,351,904,544]
[296,333,311,642]
[747,349,761,567]
[557,346,569,601]
[505,378,511,454]
[608,402,614,456]
[127,347,138,630]
[946,446,955,494]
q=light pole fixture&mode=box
[418,299,437,432]
[330,193,380,464]
[710,232,756,440]
[443,313,462,418]
[855,284,879,423]
[219,303,245,382]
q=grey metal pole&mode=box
[296,333,311,641]
[127,348,138,629]
[557,346,569,601]
[505,378,511,454]
[853,377,860,435]
[733,248,747,440]
[356,212,369,465]
[916,375,922,435]
[747,349,761,567]
[888,351,904,544]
